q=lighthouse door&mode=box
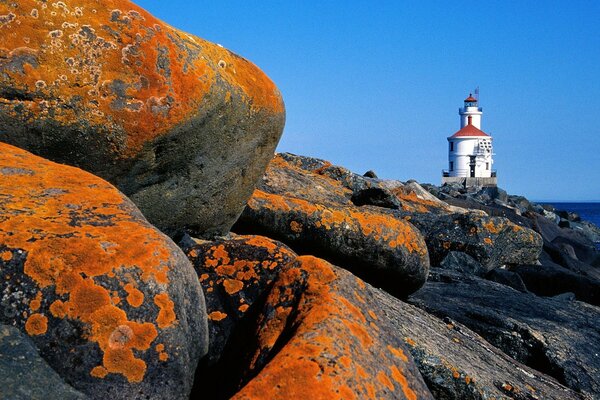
[469,156,476,177]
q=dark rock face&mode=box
[370,291,586,400]
[0,324,87,400]
[486,268,528,292]
[438,251,487,276]
[181,234,297,367]
[0,0,285,236]
[0,143,207,399]
[235,155,430,297]
[512,263,600,306]
[409,271,600,398]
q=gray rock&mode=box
[0,324,87,400]
[438,251,487,276]
[409,270,600,398]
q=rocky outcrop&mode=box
[0,324,87,400]
[371,290,586,400]
[234,156,430,297]
[0,0,285,236]
[0,143,207,399]
[185,234,433,399]
[409,270,600,398]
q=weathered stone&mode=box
[236,189,430,297]
[486,268,528,292]
[370,290,586,400]
[0,143,207,399]
[182,234,297,367]
[409,270,600,398]
[0,0,285,236]
[232,256,433,399]
[512,263,600,306]
[438,251,487,276]
[0,324,87,400]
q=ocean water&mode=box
[547,202,600,228]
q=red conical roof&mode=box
[450,123,490,138]
[464,95,477,102]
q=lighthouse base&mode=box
[442,176,497,188]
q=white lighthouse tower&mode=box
[442,94,497,187]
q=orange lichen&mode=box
[208,311,228,321]
[290,220,303,233]
[234,256,423,399]
[388,345,409,362]
[0,143,181,382]
[0,250,12,262]
[484,237,493,245]
[405,337,416,347]
[154,293,176,329]
[377,371,395,391]
[390,365,417,400]
[124,283,144,308]
[90,366,109,379]
[249,189,427,256]
[239,304,250,313]
[223,279,244,295]
[0,0,283,159]
[25,313,48,335]
[155,344,168,362]
[29,291,43,312]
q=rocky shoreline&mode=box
[1,1,599,399]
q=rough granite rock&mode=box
[241,154,541,277]
[181,234,297,368]
[0,143,207,399]
[185,237,434,400]
[370,290,587,400]
[409,270,600,398]
[234,155,430,297]
[236,189,430,297]
[0,323,87,400]
[232,255,433,399]
[0,0,285,236]
[438,251,487,276]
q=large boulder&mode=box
[409,270,600,398]
[185,236,433,399]
[0,143,207,399]
[234,155,430,297]
[0,0,285,236]
[0,324,87,400]
[237,189,430,297]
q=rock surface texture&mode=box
[0,0,285,236]
[0,323,87,400]
[234,155,430,297]
[410,270,600,398]
[185,234,434,399]
[0,143,207,399]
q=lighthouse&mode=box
[442,94,497,187]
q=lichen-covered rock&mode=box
[0,143,207,399]
[0,324,87,400]
[182,234,297,367]
[0,0,285,236]
[186,236,433,399]
[409,270,600,398]
[233,255,433,399]
[236,189,430,297]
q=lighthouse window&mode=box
[486,162,489,170]
[450,142,454,151]
[450,161,454,171]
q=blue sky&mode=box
[137,1,600,201]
